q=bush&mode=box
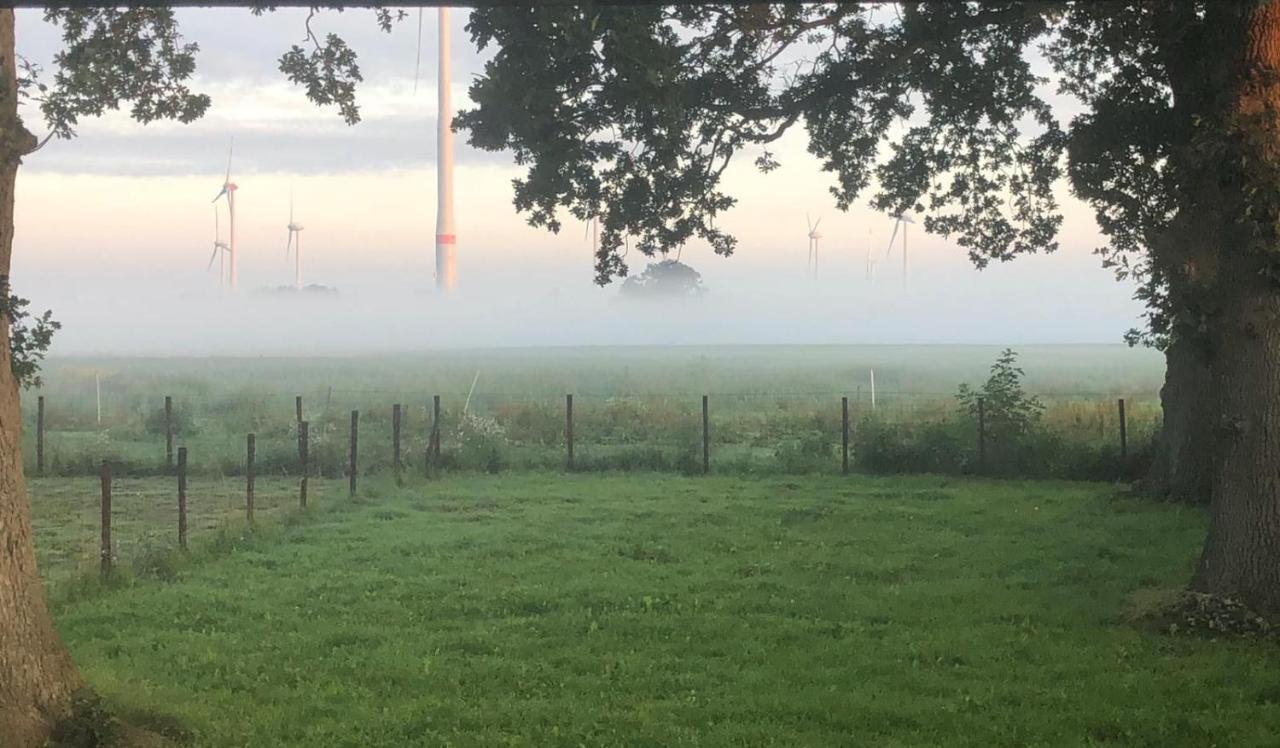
[452,413,507,473]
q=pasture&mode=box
[37,473,1280,746]
[23,345,1164,482]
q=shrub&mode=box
[453,413,508,473]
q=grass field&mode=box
[19,346,1164,481]
[38,473,1280,746]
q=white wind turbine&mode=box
[284,194,304,290]
[864,229,877,281]
[206,205,230,288]
[211,138,239,291]
[806,213,823,279]
[884,212,915,287]
[585,215,599,274]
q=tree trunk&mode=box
[1190,0,1280,615]
[1193,257,1280,612]
[1143,336,1212,504]
[0,10,82,746]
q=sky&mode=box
[10,7,1146,356]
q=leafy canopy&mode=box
[458,4,1067,285]
[18,6,408,149]
[456,0,1277,367]
[5,294,59,390]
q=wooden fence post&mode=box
[177,447,188,550]
[164,395,174,470]
[702,395,710,475]
[349,410,359,500]
[393,403,403,485]
[36,394,44,477]
[842,396,850,475]
[566,394,574,471]
[299,420,309,509]
[246,433,256,525]
[1118,398,1128,464]
[977,397,987,474]
[99,460,112,580]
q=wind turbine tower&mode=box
[212,139,238,291]
[285,195,304,290]
[806,214,822,280]
[207,206,230,288]
[435,8,457,292]
[885,212,915,288]
[865,229,876,281]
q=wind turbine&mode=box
[207,205,230,288]
[884,212,915,287]
[435,8,457,292]
[806,214,823,279]
[865,229,877,281]
[284,193,304,290]
[585,215,599,275]
[211,138,238,291]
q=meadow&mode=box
[38,473,1280,746]
[22,345,1165,483]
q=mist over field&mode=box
[20,244,1141,356]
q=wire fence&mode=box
[22,388,1159,480]
[27,387,1159,591]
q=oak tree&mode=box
[455,1,1280,613]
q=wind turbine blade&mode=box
[214,204,220,240]
[812,217,822,232]
[413,7,424,94]
[212,187,226,203]
[207,245,220,270]
[806,212,812,232]
[225,137,234,182]
[884,219,901,256]
[289,190,294,224]
[285,231,293,260]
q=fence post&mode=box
[36,394,44,477]
[431,395,442,460]
[842,396,850,475]
[566,394,575,471]
[349,410,359,500]
[977,397,987,474]
[299,420,309,508]
[99,460,112,580]
[164,395,174,470]
[702,395,710,475]
[246,433,256,525]
[1118,398,1128,465]
[177,447,188,550]
[393,403,403,485]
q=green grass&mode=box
[38,473,1280,746]
[31,476,343,592]
[20,345,1164,481]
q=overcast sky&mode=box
[9,8,1147,355]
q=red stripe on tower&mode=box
[436,235,457,244]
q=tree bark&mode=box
[1143,335,1212,504]
[1190,0,1280,615]
[0,10,82,746]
